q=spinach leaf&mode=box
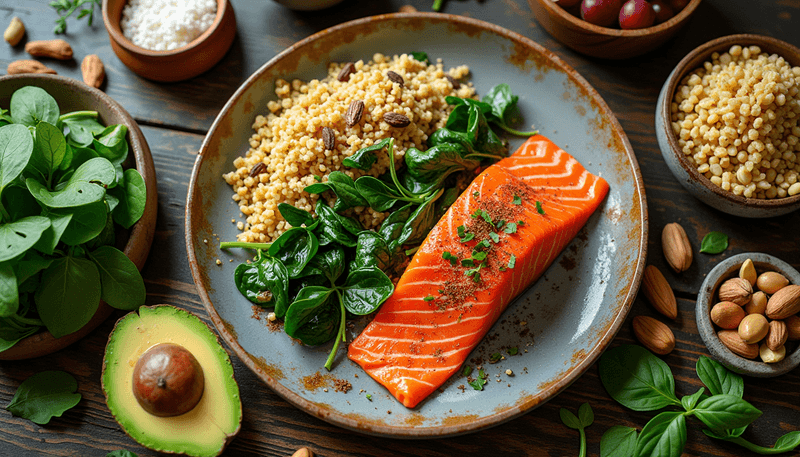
[2,184,39,221]
[700,231,728,254]
[12,251,53,285]
[34,255,101,339]
[0,323,39,353]
[340,267,394,315]
[59,200,107,246]
[304,171,368,212]
[86,212,116,250]
[32,211,72,255]
[10,86,59,127]
[27,121,66,185]
[680,387,705,411]
[411,52,429,64]
[428,127,476,155]
[5,370,81,425]
[268,227,319,278]
[307,246,345,284]
[314,203,360,248]
[696,356,743,398]
[599,345,681,411]
[233,253,289,317]
[343,138,392,171]
[634,411,686,457]
[0,216,51,262]
[27,157,115,208]
[392,188,443,249]
[92,124,129,165]
[0,264,19,318]
[692,395,761,431]
[60,113,104,147]
[353,231,403,273]
[0,107,12,126]
[88,246,145,311]
[378,202,414,244]
[354,176,406,212]
[600,426,637,457]
[0,124,35,194]
[278,202,315,228]
[283,286,337,344]
[109,168,146,229]
[481,83,538,136]
[403,143,477,193]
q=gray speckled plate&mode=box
[186,13,647,438]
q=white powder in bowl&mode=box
[120,0,218,51]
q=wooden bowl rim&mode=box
[658,33,800,210]
[535,0,702,37]
[102,0,230,57]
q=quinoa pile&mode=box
[224,53,474,243]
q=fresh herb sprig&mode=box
[50,0,101,34]
[5,371,81,424]
[560,403,594,457]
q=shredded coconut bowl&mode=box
[102,0,236,82]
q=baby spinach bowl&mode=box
[0,74,158,360]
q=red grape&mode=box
[668,0,690,11]
[650,0,675,23]
[554,0,582,8]
[580,0,624,27]
[619,0,655,29]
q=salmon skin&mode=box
[347,135,610,408]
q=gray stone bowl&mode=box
[655,34,800,218]
[696,252,800,377]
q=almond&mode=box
[745,291,768,315]
[661,223,692,273]
[757,271,789,295]
[718,277,753,306]
[7,60,57,75]
[292,448,314,457]
[766,285,800,319]
[759,343,786,364]
[785,315,800,341]
[24,39,73,60]
[4,17,24,46]
[718,330,759,359]
[81,54,105,88]
[738,313,768,344]
[632,315,675,355]
[641,265,677,319]
[765,320,788,351]
[710,301,745,329]
[739,258,757,287]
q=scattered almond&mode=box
[7,60,57,75]
[632,315,675,355]
[25,39,73,60]
[759,343,786,364]
[737,313,768,344]
[785,315,800,341]
[745,291,768,315]
[641,265,677,320]
[765,285,800,319]
[661,223,692,273]
[718,277,753,306]
[81,54,105,88]
[765,320,788,351]
[292,448,314,457]
[738,258,757,287]
[399,5,418,12]
[757,271,789,295]
[4,17,25,46]
[710,301,745,329]
[718,330,759,359]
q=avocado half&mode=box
[102,305,242,457]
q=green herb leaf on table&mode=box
[692,394,762,431]
[600,425,637,457]
[696,356,743,398]
[88,246,146,311]
[700,231,729,254]
[34,255,101,339]
[560,403,593,457]
[5,370,81,424]
[560,407,582,430]
[599,344,681,411]
[634,411,687,457]
[680,387,705,411]
[51,0,102,34]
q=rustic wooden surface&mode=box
[2,0,800,455]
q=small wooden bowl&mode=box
[0,74,157,360]
[655,34,800,218]
[102,0,236,82]
[528,0,701,59]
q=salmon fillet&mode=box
[347,135,610,408]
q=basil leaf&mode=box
[600,426,637,457]
[278,202,315,228]
[27,157,115,208]
[27,121,66,184]
[340,267,394,315]
[10,86,59,127]
[560,408,582,430]
[680,387,705,411]
[355,176,405,212]
[578,402,594,427]
[599,345,680,411]
[774,431,800,452]
[89,246,145,311]
[0,124,34,193]
[283,286,338,345]
[109,168,146,229]
[59,200,107,246]
[693,394,761,431]
[700,231,728,254]
[233,253,289,317]
[342,138,392,171]
[5,370,82,424]
[0,264,19,318]
[635,411,686,457]
[702,426,746,440]
[34,256,101,339]
[696,356,743,398]
[268,227,319,278]
[0,216,51,262]
[32,211,72,255]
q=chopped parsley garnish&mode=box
[469,369,488,391]
[473,191,480,197]
[423,295,435,302]
[457,225,475,243]
[536,201,545,214]
[465,266,482,283]
[518,220,525,226]
[462,365,473,377]
[471,209,482,219]
[471,251,487,262]
[499,266,507,271]
[512,194,522,205]
[481,211,493,224]
[461,258,475,267]
[508,347,519,356]
[489,352,502,363]
[504,222,518,234]
[508,255,517,269]
[461,233,475,242]
[475,240,491,250]
[488,232,500,243]
[366,393,373,401]
[496,219,506,230]
[442,251,458,265]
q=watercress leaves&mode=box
[10,86,59,127]
[599,344,680,411]
[0,216,51,262]
[700,231,729,254]
[88,246,146,311]
[34,255,101,339]
[600,426,637,457]
[5,370,81,424]
[0,124,35,194]
[339,267,394,315]
[635,411,686,457]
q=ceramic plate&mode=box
[186,13,647,438]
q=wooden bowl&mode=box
[655,34,800,218]
[102,0,236,82]
[0,74,158,360]
[528,0,702,59]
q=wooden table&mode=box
[2,0,799,455]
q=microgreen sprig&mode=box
[50,0,101,34]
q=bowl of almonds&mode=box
[697,252,800,377]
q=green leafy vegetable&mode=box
[599,344,680,411]
[600,425,637,457]
[10,87,59,127]
[700,231,728,254]
[106,451,138,457]
[411,52,429,64]
[109,168,146,229]
[469,368,488,391]
[35,254,101,338]
[87,245,146,311]
[234,251,289,316]
[635,411,686,457]
[50,0,102,34]
[536,201,545,214]
[560,403,594,457]
[5,370,81,424]
[0,124,35,196]
[0,216,51,262]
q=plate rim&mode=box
[186,12,648,438]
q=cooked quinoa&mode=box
[224,53,474,242]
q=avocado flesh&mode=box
[103,305,242,457]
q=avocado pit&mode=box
[132,342,205,417]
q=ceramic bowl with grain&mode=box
[0,74,158,360]
[527,0,702,60]
[696,252,800,377]
[102,0,236,82]
[655,34,800,218]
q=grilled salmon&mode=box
[347,135,610,408]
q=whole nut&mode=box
[383,111,411,128]
[661,222,692,273]
[765,285,800,319]
[632,315,675,355]
[757,271,789,295]
[322,127,335,151]
[81,54,105,88]
[710,301,745,329]
[737,313,769,344]
[399,5,418,12]
[641,265,677,319]
[785,315,800,341]
[345,99,364,127]
[718,277,753,306]
[759,343,786,364]
[337,62,355,82]
[386,70,404,87]
[739,258,757,287]
[25,39,73,60]
[292,448,314,457]
[745,291,768,315]
[718,330,759,359]
[4,17,25,46]
[7,60,57,75]
[765,320,788,351]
